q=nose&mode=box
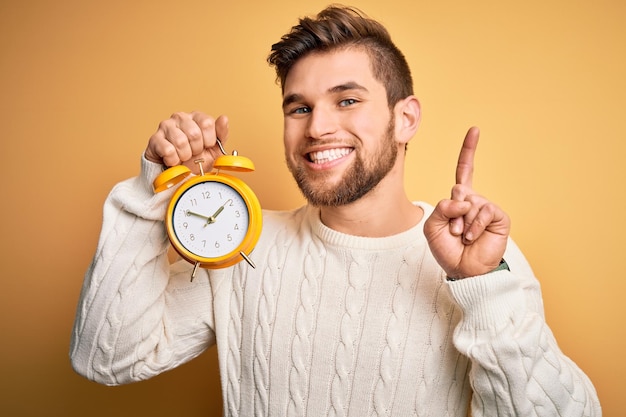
[305,106,337,140]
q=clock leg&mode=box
[240,252,256,269]
[191,262,201,281]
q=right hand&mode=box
[423,127,510,279]
[145,111,229,174]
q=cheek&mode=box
[283,120,303,151]
[347,120,383,148]
[346,107,388,136]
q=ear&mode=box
[393,95,421,145]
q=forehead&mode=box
[283,47,381,96]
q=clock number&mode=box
[170,180,255,261]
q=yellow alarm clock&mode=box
[153,139,262,280]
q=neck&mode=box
[318,173,423,237]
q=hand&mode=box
[423,127,510,279]
[145,111,229,174]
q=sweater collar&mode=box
[308,202,432,251]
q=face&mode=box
[281,48,400,207]
[171,181,249,258]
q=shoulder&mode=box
[259,205,313,239]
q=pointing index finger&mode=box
[456,126,480,187]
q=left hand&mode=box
[424,127,510,279]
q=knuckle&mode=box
[482,202,498,216]
[186,125,203,141]
[157,118,174,131]
[197,116,216,131]
[169,132,188,146]
[473,216,487,228]
[160,147,180,166]
[158,142,176,157]
[437,199,452,210]
[170,111,188,120]
[450,184,463,194]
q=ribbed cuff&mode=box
[447,270,525,331]
[140,154,169,189]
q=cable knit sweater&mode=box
[70,157,601,416]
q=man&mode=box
[71,5,601,416]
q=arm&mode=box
[424,127,601,415]
[70,156,216,385]
[70,112,228,385]
[448,240,601,416]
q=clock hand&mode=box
[207,199,232,224]
[186,198,233,227]
[185,210,213,224]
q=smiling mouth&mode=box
[308,147,353,164]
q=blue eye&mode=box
[292,106,311,114]
[339,98,357,107]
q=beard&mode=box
[287,118,398,207]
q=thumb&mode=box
[425,200,470,234]
[215,115,230,147]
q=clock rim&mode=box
[164,172,262,269]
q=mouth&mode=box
[307,147,353,165]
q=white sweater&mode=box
[70,157,601,416]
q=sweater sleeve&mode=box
[447,239,601,416]
[70,156,216,386]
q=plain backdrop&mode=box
[1,0,624,415]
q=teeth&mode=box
[309,148,352,164]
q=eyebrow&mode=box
[282,81,369,108]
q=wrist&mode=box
[447,259,509,282]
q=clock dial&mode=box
[171,181,250,258]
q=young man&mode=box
[71,6,601,416]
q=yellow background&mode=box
[1,0,623,415]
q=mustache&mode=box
[297,138,355,150]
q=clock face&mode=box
[171,181,250,259]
